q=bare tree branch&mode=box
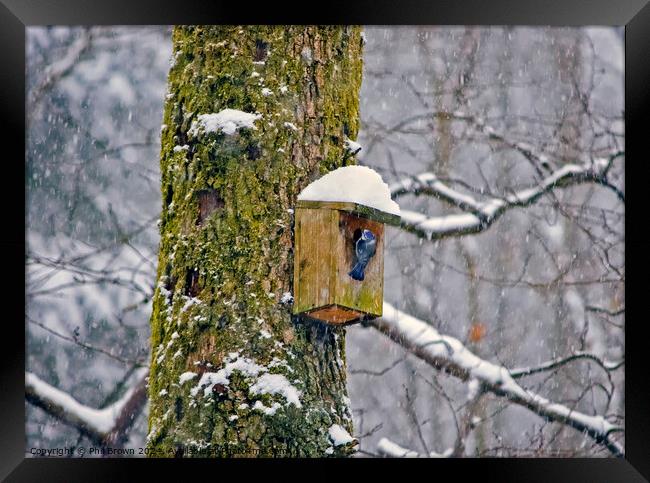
[585,305,624,317]
[509,352,624,379]
[29,29,93,108]
[27,317,146,367]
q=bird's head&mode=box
[361,229,375,241]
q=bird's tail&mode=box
[348,262,365,281]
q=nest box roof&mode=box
[297,166,401,224]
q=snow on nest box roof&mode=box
[297,166,401,223]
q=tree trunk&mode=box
[147,26,363,457]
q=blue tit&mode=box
[348,229,377,281]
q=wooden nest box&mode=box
[292,200,400,325]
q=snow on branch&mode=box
[25,368,148,445]
[371,303,624,457]
[376,437,451,458]
[377,437,420,457]
[390,159,621,241]
[389,172,482,213]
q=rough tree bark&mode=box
[147,26,363,457]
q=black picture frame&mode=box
[3,1,648,481]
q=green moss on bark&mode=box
[147,26,363,457]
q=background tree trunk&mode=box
[147,26,363,457]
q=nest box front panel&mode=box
[293,207,337,315]
[334,211,384,317]
[293,204,385,324]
